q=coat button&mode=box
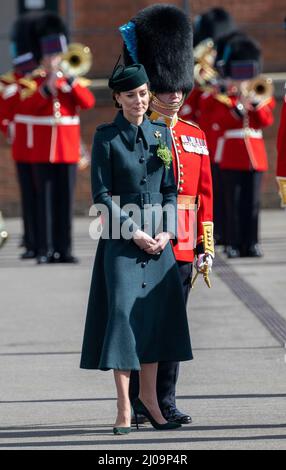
[180,164,183,168]
[179,180,184,184]
[142,282,147,288]
[142,177,147,184]
[179,187,183,193]
[141,262,146,268]
[139,157,145,163]
[180,172,184,176]
[178,150,182,154]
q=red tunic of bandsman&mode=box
[14,71,95,164]
[200,93,275,171]
[0,53,41,258]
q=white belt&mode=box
[14,115,80,126]
[224,128,262,139]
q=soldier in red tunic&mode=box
[198,30,247,247]
[276,91,286,207]
[18,12,95,264]
[180,7,236,123]
[0,54,38,256]
[120,4,214,425]
[202,35,275,257]
[0,13,41,258]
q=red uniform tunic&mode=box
[150,111,214,262]
[15,71,95,164]
[201,94,275,171]
[0,72,39,162]
[276,96,286,206]
[197,91,225,163]
[0,72,23,140]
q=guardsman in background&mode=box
[121,4,214,425]
[198,29,247,247]
[201,34,275,258]
[19,12,95,264]
[0,14,40,258]
[180,8,236,248]
[180,7,236,124]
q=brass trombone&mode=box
[61,43,93,80]
[240,76,274,103]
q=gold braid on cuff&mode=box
[202,221,215,257]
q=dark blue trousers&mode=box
[16,163,38,252]
[34,163,77,256]
[129,260,193,412]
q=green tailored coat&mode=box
[80,111,192,371]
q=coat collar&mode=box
[114,111,150,150]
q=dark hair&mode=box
[112,91,122,109]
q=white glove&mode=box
[196,254,213,273]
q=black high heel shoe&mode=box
[133,398,181,430]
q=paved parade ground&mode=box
[0,210,286,450]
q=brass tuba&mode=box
[0,211,8,248]
[240,76,274,103]
[60,43,93,79]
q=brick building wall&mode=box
[0,0,285,216]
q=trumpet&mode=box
[61,43,93,79]
[240,76,274,103]
[0,211,8,248]
[193,39,218,88]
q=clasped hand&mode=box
[133,230,172,255]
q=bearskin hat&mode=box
[121,4,193,95]
[216,35,262,79]
[215,30,246,66]
[34,11,69,60]
[10,12,43,61]
[194,7,236,47]
[11,11,69,63]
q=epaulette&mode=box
[96,123,115,131]
[0,71,16,84]
[178,117,200,129]
[214,93,233,108]
[19,78,38,101]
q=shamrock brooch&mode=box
[154,131,173,170]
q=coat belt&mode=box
[14,115,80,126]
[116,192,163,209]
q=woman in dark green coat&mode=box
[80,64,192,434]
